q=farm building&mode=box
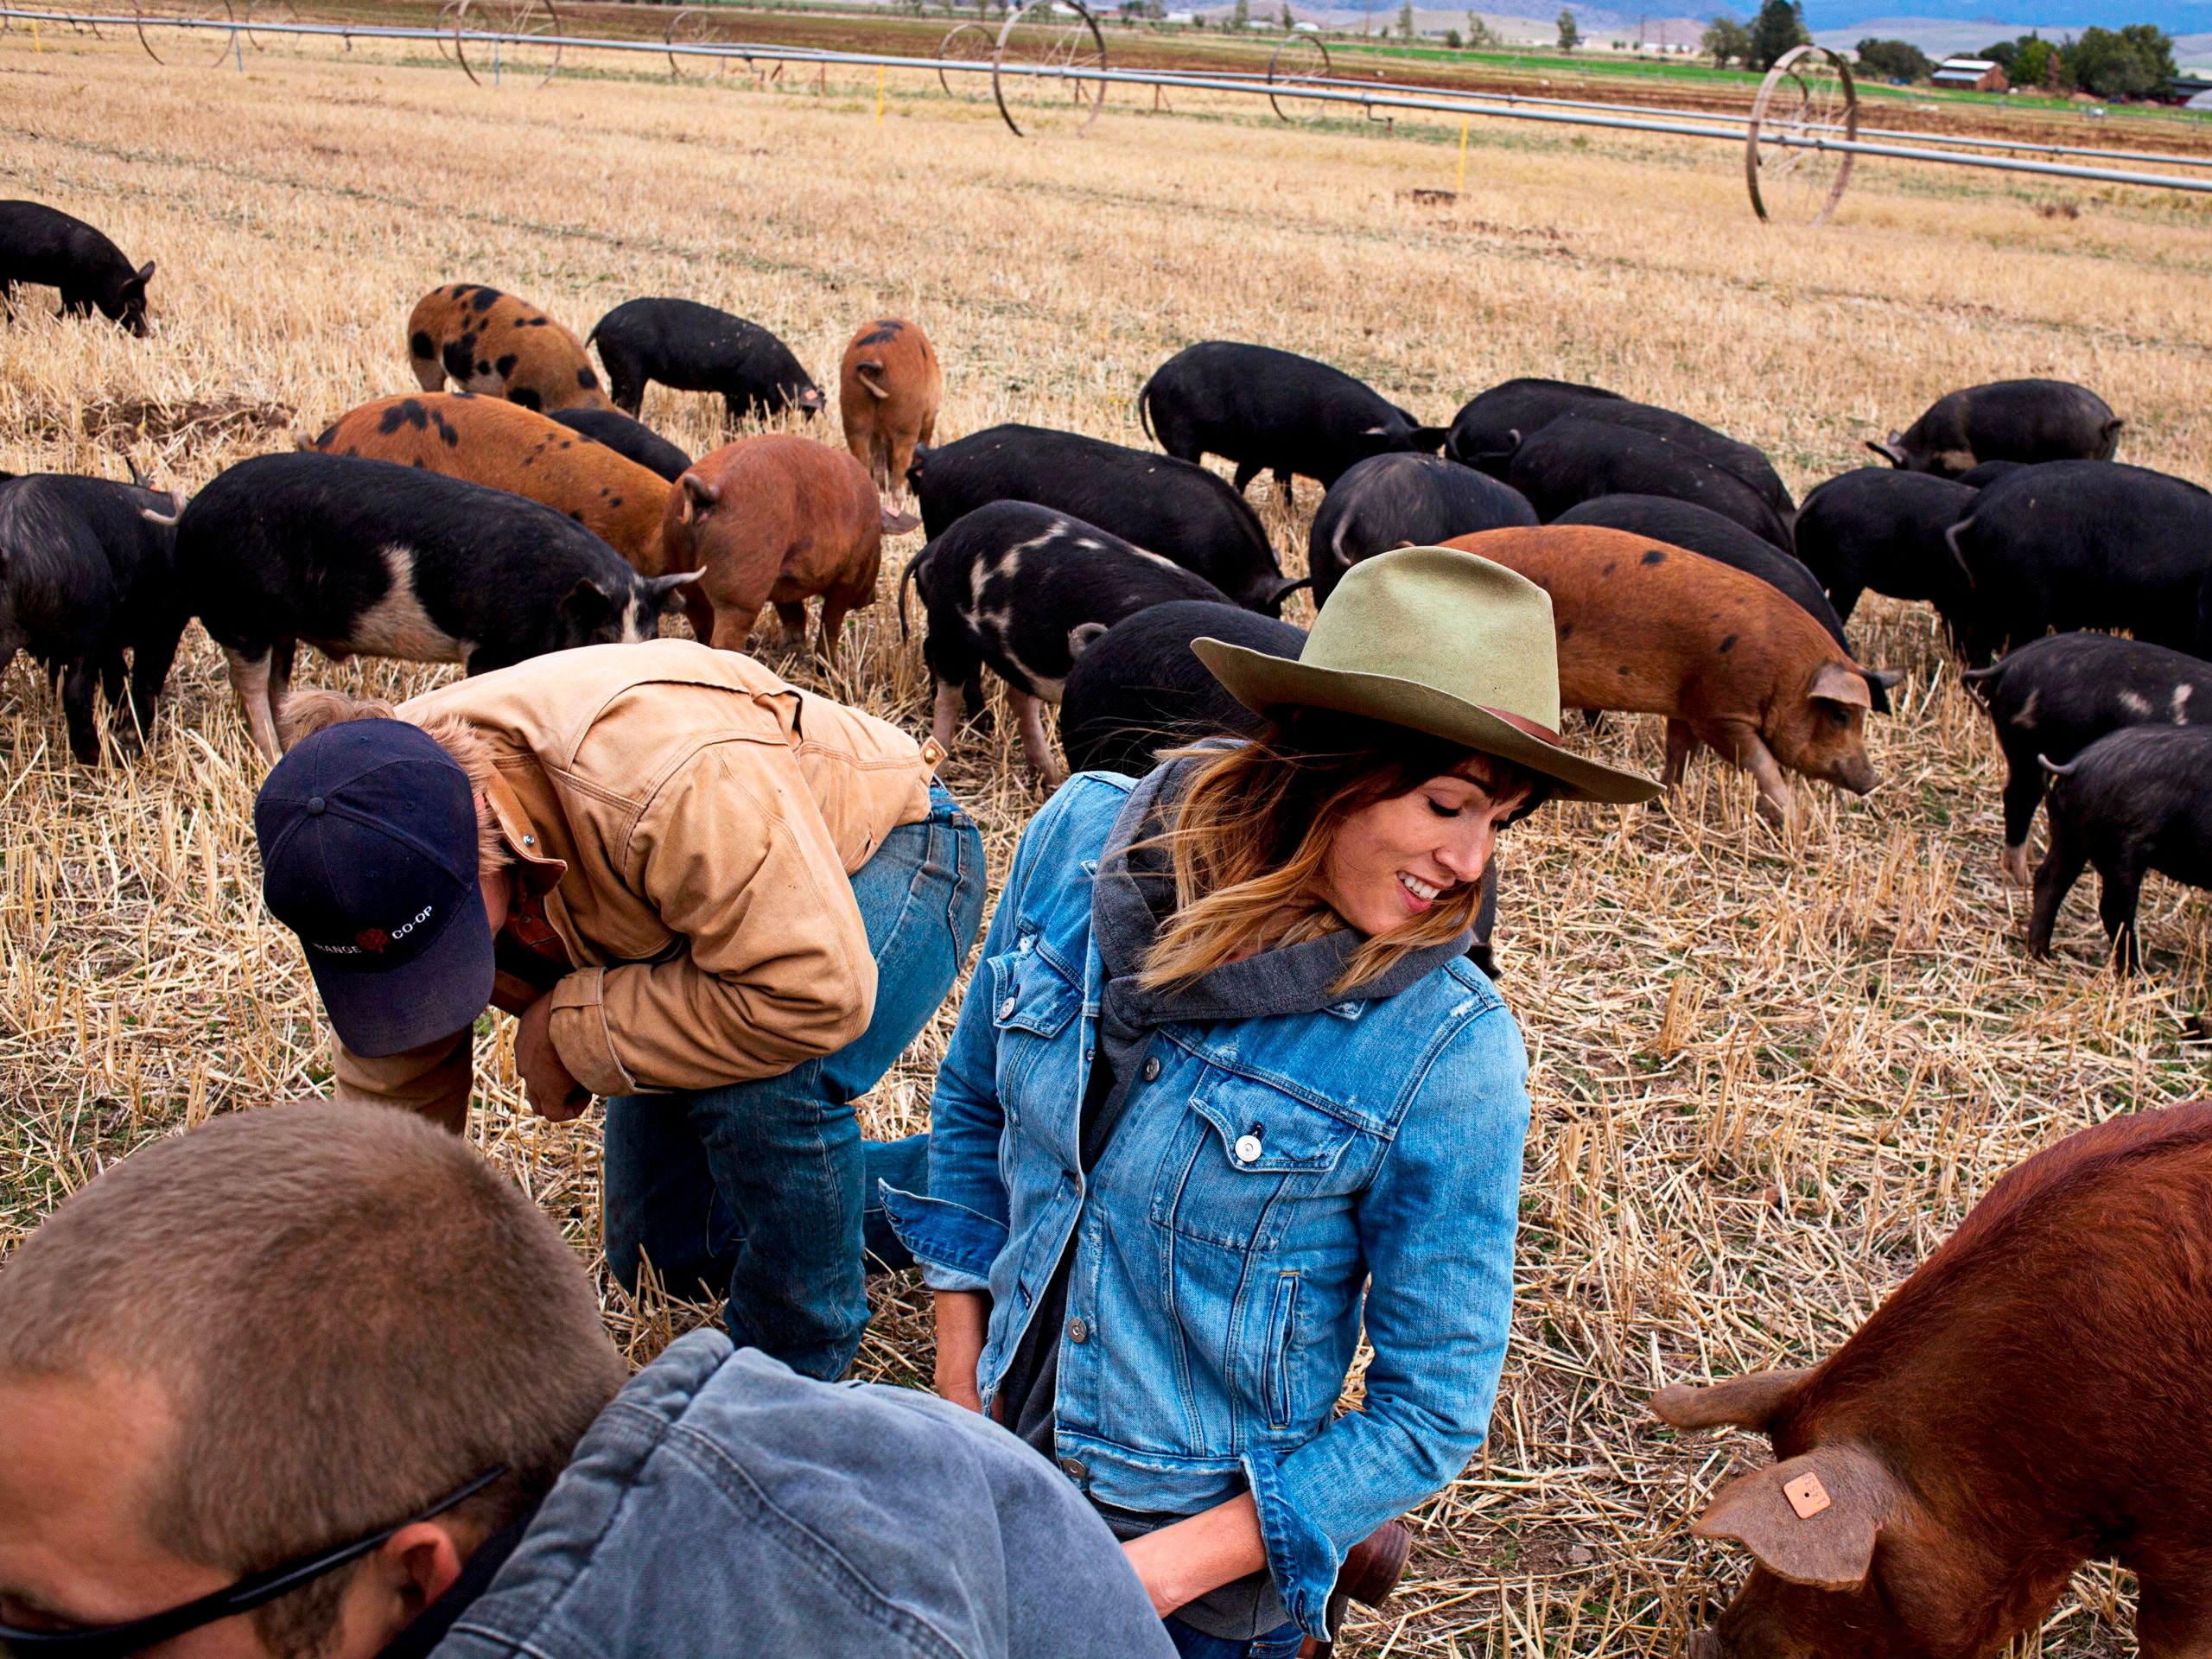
[1933,57,2011,92]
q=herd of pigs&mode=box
[8,196,2212,1658]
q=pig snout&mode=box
[1831,750,1879,796]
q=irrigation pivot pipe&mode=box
[16,9,2212,198]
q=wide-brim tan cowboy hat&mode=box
[1192,544,1662,805]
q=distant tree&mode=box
[2063,23,2171,98]
[1854,36,1931,80]
[1465,9,1497,42]
[1980,36,2020,71]
[1556,7,1578,50]
[1702,13,1749,66]
[1398,0,1414,37]
[1445,27,1461,45]
[1280,1,1294,23]
[1747,0,1805,69]
[1230,0,1249,25]
[2013,35,2061,88]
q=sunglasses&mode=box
[0,1466,506,1659]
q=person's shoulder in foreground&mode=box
[444,1329,1177,1659]
[0,1099,1172,1659]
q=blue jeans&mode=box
[1163,1617,1306,1658]
[603,783,985,1380]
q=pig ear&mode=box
[1412,425,1450,453]
[1652,1368,1809,1433]
[1693,1443,1899,1593]
[560,577,615,629]
[643,569,703,613]
[676,474,720,525]
[1865,435,1906,467]
[1864,667,1904,691]
[1809,662,1872,711]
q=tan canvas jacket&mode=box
[330,639,935,1130]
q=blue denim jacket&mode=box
[884,773,1529,1639]
[437,1330,1175,1659]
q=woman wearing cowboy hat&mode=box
[885,547,1659,1657]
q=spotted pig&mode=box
[404,283,609,413]
[307,393,674,575]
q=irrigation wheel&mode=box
[454,0,563,87]
[1745,43,1858,225]
[133,0,242,64]
[991,0,1105,138]
[665,7,730,78]
[937,20,992,98]
[434,0,461,58]
[1266,32,1333,123]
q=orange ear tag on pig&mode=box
[1783,1471,1832,1520]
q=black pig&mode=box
[1507,418,1795,551]
[1137,340,1445,493]
[1870,379,2122,477]
[1962,633,2211,887]
[1308,454,1536,608]
[907,423,1302,615]
[1442,378,1621,474]
[0,471,185,762]
[587,297,823,423]
[0,200,156,336]
[1956,458,2028,491]
[899,502,1225,782]
[1942,460,2212,664]
[550,407,693,482]
[1793,468,1979,628]
[173,454,696,763]
[2028,725,2212,973]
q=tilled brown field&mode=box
[3,24,2210,1656]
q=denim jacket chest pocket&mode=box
[1148,1064,1377,1254]
[984,931,1084,1128]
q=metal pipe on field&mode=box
[10,6,2212,195]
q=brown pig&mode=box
[1654,1098,2212,1659]
[839,317,940,532]
[1443,526,1898,823]
[405,283,610,413]
[660,434,882,665]
[306,393,674,576]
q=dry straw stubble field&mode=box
[3,22,2212,1655]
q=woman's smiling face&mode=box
[1317,762,1533,938]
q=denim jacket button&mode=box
[998,996,1018,1020]
[1234,1134,1263,1165]
[1067,1317,1089,1344]
[1141,1056,1161,1083]
[1058,1456,1088,1482]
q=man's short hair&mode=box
[0,1102,625,1656]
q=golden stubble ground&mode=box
[4,26,2212,1655]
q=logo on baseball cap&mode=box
[254,720,495,1058]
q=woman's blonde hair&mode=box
[1138,709,1548,995]
[280,688,512,873]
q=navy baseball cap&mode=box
[254,721,495,1058]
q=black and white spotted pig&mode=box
[588,297,824,424]
[0,469,186,763]
[907,423,1303,616]
[0,201,156,335]
[2028,725,2212,974]
[405,283,608,413]
[172,454,696,763]
[898,501,1227,783]
[1961,633,2211,887]
[550,407,694,482]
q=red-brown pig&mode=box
[1655,1098,2212,1659]
[405,283,610,413]
[839,317,940,532]
[659,435,882,664]
[306,393,674,576]
[1444,527,1898,823]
